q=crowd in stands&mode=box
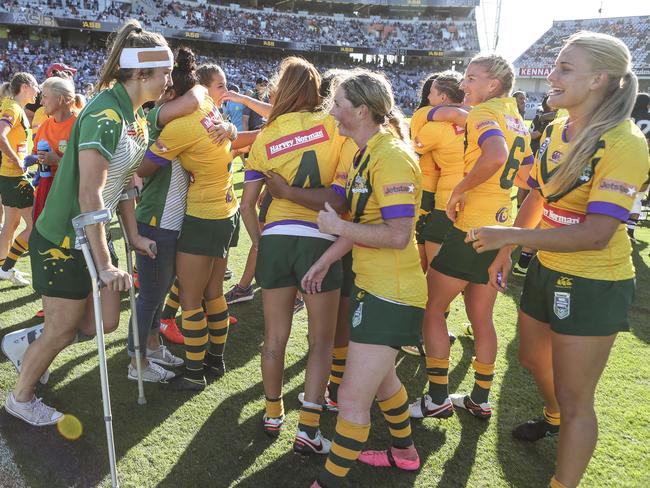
[0,42,431,113]
[515,15,650,72]
[0,0,479,53]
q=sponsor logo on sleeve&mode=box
[598,178,637,197]
[155,139,169,153]
[265,125,329,159]
[383,182,415,196]
[475,120,499,131]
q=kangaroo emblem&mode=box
[89,109,122,125]
[39,248,73,262]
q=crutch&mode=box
[117,187,150,406]
[72,209,119,488]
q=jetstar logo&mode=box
[266,125,329,159]
[383,183,415,196]
[542,204,585,227]
[598,178,637,197]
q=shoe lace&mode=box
[32,397,57,422]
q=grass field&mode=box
[0,169,649,488]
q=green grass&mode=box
[1,169,649,487]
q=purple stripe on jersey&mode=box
[145,149,171,167]
[522,155,534,166]
[244,169,265,182]
[0,119,13,126]
[478,128,505,147]
[527,175,540,189]
[331,184,346,197]
[427,106,443,122]
[380,204,416,220]
[562,120,569,143]
[586,201,629,221]
[263,219,320,231]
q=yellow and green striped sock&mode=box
[161,278,180,319]
[206,296,229,357]
[265,396,284,419]
[327,346,347,403]
[298,401,322,438]
[377,385,413,449]
[2,236,28,271]
[182,307,207,372]
[426,356,449,404]
[317,416,370,487]
[543,407,561,427]
[470,358,495,405]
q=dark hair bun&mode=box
[175,47,196,73]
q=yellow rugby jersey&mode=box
[0,97,30,176]
[410,106,439,212]
[346,131,427,308]
[528,117,649,280]
[246,112,345,239]
[147,96,237,220]
[331,137,358,221]
[413,106,465,212]
[456,97,533,231]
[31,106,49,134]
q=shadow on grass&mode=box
[0,291,40,316]
[159,354,309,488]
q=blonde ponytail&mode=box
[546,32,638,198]
[0,82,10,99]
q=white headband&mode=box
[119,47,173,69]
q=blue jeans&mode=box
[127,222,179,357]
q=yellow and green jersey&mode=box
[345,130,426,308]
[457,96,533,231]
[529,117,650,280]
[0,97,31,176]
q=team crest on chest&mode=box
[553,292,571,320]
[352,174,368,194]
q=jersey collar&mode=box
[109,82,137,125]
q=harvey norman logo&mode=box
[266,125,329,159]
[542,204,585,227]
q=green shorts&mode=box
[30,228,119,300]
[177,212,240,258]
[431,225,498,284]
[520,258,635,336]
[340,251,354,298]
[0,175,34,208]
[416,209,453,245]
[348,285,424,346]
[256,234,342,292]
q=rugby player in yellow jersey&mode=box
[425,54,533,421]
[467,33,650,488]
[303,69,426,488]
[263,69,355,411]
[240,57,346,452]
[140,62,256,391]
[0,72,39,286]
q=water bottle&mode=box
[37,140,52,177]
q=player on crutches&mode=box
[2,19,173,487]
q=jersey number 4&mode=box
[500,136,526,190]
[292,150,323,188]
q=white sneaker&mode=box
[293,429,332,455]
[297,391,339,412]
[0,268,30,286]
[127,362,176,383]
[1,324,50,384]
[4,392,63,426]
[146,345,184,367]
[409,394,454,419]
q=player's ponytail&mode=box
[546,31,638,198]
[267,57,321,125]
[171,47,198,97]
[417,74,437,109]
[96,19,168,92]
[335,69,410,144]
